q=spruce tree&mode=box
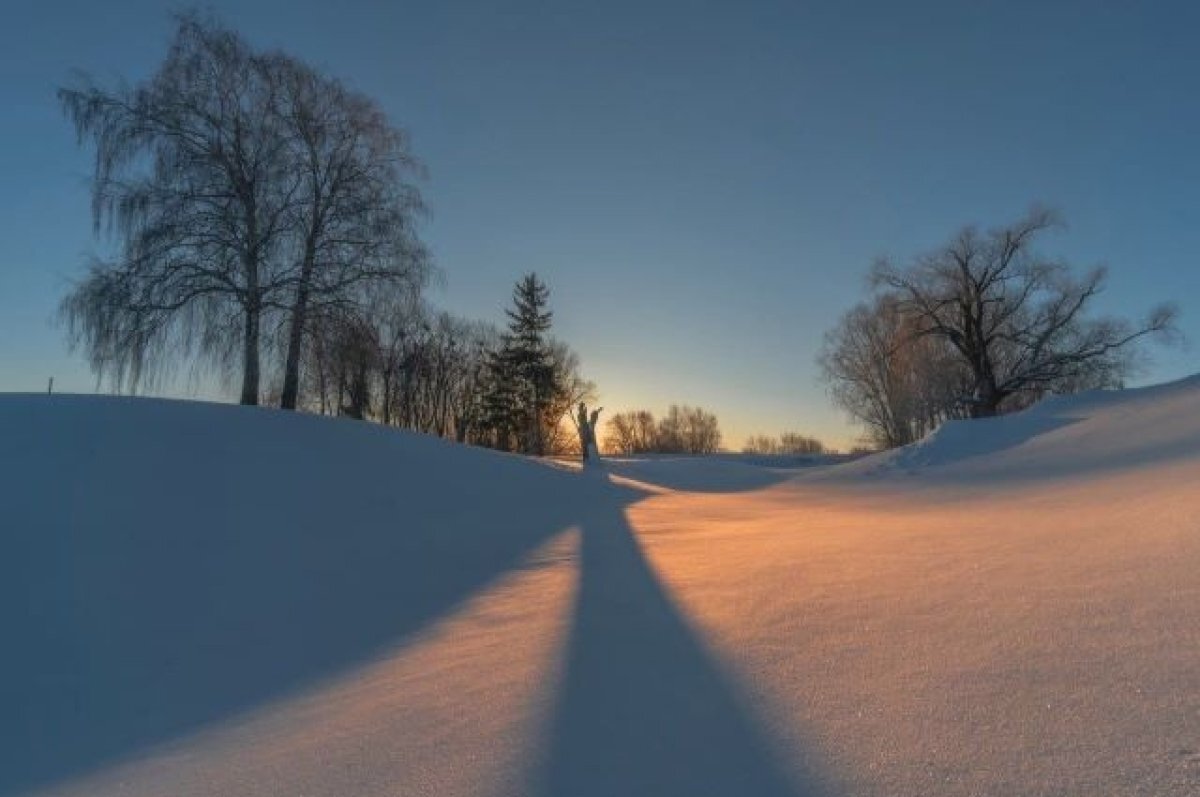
[480,344,520,451]
[508,273,554,455]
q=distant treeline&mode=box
[741,433,826,456]
[603,406,722,455]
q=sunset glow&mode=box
[4,3,1200,795]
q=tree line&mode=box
[58,13,593,456]
[61,16,1176,460]
[820,207,1177,449]
[295,272,592,455]
[741,433,826,456]
[60,13,431,408]
[603,405,722,455]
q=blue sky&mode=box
[2,0,1198,447]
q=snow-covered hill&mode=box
[0,395,640,797]
[825,375,1200,483]
[4,380,1200,796]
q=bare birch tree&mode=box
[59,13,430,407]
[271,54,429,410]
[59,13,295,402]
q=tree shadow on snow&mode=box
[0,399,831,796]
[0,403,610,796]
[529,477,829,797]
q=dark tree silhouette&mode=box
[480,273,557,454]
[819,294,968,448]
[59,14,293,402]
[58,13,430,407]
[603,406,722,455]
[273,54,429,410]
[505,273,555,454]
[872,207,1176,418]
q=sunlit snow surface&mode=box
[3,380,1200,796]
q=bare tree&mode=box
[656,404,722,454]
[544,340,598,456]
[436,317,501,443]
[742,435,779,455]
[744,433,826,455]
[312,307,380,419]
[298,294,507,446]
[340,285,425,426]
[873,207,1177,417]
[58,13,430,408]
[59,13,295,403]
[604,405,721,454]
[819,294,967,448]
[779,432,826,455]
[272,55,429,410]
[604,410,658,455]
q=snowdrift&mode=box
[0,395,640,796]
[5,377,1200,797]
[603,453,833,493]
[826,375,1200,483]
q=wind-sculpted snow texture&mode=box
[3,379,1200,796]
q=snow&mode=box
[3,379,1200,796]
[603,455,805,493]
[826,375,1200,483]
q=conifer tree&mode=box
[478,273,556,454]
[480,343,520,451]
[504,273,554,455]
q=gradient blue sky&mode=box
[2,0,1198,448]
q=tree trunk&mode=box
[971,379,1002,418]
[279,238,317,410]
[240,202,262,407]
[970,403,998,418]
[316,344,329,415]
[344,357,369,420]
[381,370,393,425]
[240,300,261,406]
[278,288,308,410]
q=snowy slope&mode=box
[824,375,1200,483]
[4,381,1200,797]
[603,454,812,492]
[0,395,642,797]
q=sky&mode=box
[2,0,1199,449]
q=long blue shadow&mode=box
[0,397,609,796]
[532,480,830,796]
[0,396,831,796]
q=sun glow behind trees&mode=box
[50,13,1184,457]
